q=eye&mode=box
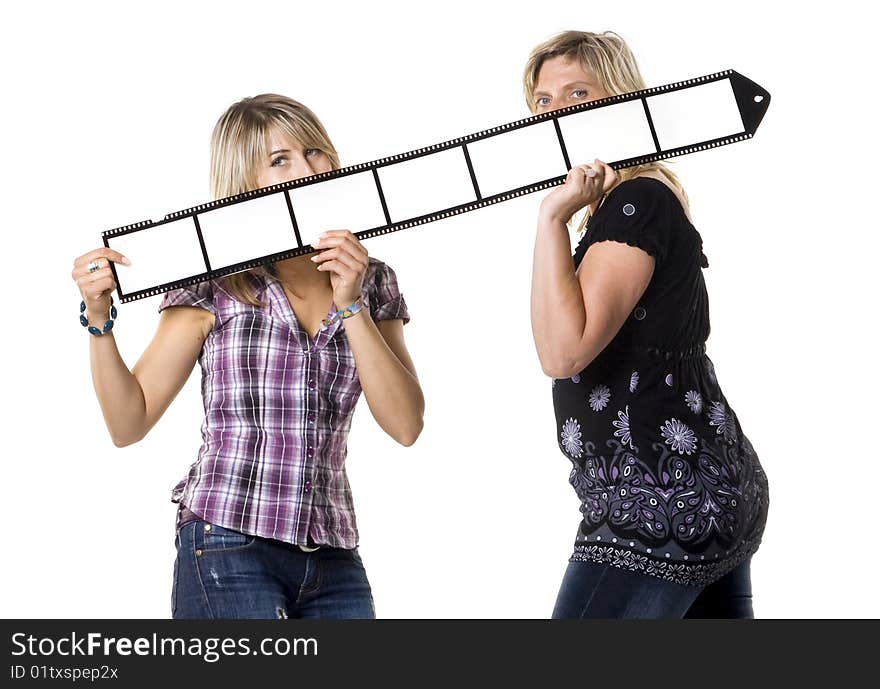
[572,89,588,99]
[304,148,321,158]
[270,155,287,167]
[535,96,551,108]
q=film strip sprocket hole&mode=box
[104,70,770,302]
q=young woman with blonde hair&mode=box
[71,94,424,619]
[526,31,769,618]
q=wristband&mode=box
[322,295,365,328]
[80,297,117,336]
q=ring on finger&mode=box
[87,260,101,273]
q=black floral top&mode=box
[552,177,769,587]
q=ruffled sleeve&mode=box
[584,177,677,263]
[158,280,215,315]
[365,259,410,324]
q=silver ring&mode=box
[87,261,101,273]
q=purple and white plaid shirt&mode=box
[158,258,409,549]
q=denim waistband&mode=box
[176,503,323,550]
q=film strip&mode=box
[103,69,770,302]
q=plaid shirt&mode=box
[158,258,409,548]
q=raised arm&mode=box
[312,231,424,446]
[531,231,654,378]
[73,248,214,447]
[531,162,655,378]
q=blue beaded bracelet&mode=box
[80,297,117,336]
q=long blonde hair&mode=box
[523,31,687,231]
[209,94,340,304]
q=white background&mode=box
[1,0,876,619]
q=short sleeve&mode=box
[158,281,215,315]
[365,259,410,324]
[584,177,675,263]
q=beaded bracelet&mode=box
[321,294,365,328]
[80,297,117,336]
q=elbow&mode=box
[109,427,146,448]
[395,417,424,447]
[536,338,578,379]
[541,361,572,379]
[540,352,594,380]
[540,356,581,380]
[536,335,598,379]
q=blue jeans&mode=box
[172,520,375,619]
[553,558,754,619]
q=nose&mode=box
[545,94,566,114]
[293,158,316,180]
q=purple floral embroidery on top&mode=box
[561,418,584,458]
[660,418,698,455]
[629,372,639,393]
[612,405,635,450]
[589,385,611,412]
[708,401,737,444]
[685,390,703,414]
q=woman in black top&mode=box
[525,31,769,618]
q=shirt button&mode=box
[304,481,313,493]
[308,379,316,390]
[307,447,315,458]
[203,524,211,532]
[307,412,316,423]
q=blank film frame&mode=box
[104,70,770,301]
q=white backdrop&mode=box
[2,0,876,618]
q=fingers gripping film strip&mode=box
[104,70,770,302]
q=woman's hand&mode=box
[539,159,618,222]
[311,230,368,308]
[71,248,130,321]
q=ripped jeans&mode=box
[171,520,375,619]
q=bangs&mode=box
[265,110,340,172]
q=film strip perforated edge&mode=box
[104,69,770,301]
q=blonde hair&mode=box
[209,94,340,304]
[523,31,687,231]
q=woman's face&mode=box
[532,55,610,113]
[255,127,333,188]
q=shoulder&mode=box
[157,281,216,337]
[593,176,678,229]
[366,255,387,275]
[611,175,674,205]
[159,279,216,312]
[365,256,400,287]
[583,176,687,264]
[610,175,690,222]
[364,257,410,323]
